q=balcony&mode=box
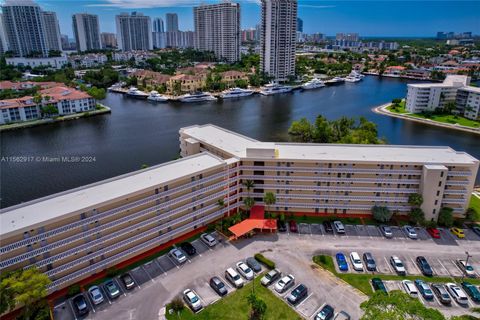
[241,175,420,184]
[241,165,421,175]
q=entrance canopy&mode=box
[228,205,277,239]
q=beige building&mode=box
[0,124,477,294]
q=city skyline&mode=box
[33,0,480,38]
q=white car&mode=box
[236,261,254,280]
[200,233,217,247]
[446,283,469,306]
[402,280,418,297]
[169,248,187,264]
[274,274,295,293]
[390,256,406,275]
[333,221,345,234]
[225,267,244,288]
[349,252,364,271]
[87,285,104,305]
[457,259,476,278]
[183,289,202,312]
[403,226,418,239]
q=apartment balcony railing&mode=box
[445,180,471,186]
[447,171,472,177]
[443,189,467,195]
[242,192,409,202]
[260,184,419,193]
[0,172,227,255]
[442,199,466,205]
[18,190,233,272]
[46,205,239,292]
[257,201,411,211]
[241,175,420,184]
[241,166,422,175]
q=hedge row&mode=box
[254,253,275,270]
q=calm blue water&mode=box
[1,75,478,208]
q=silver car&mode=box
[380,225,393,238]
[88,285,104,305]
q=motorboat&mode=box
[126,87,149,99]
[325,77,345,85]
[344,71,363,83]
[220,87,254,99]
[301,78,325,90]
[259,83,293,95]
[147,91,169,102]
[178,92,217,103]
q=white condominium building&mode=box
[0,124,477,293]
[260,0,297,81]
[405,75,470,114]
[42,11,62,52]
[72,13,102,52]
[166,13,178,32]
[1,0,49,57]
[194,2,241,63]
[116,12,153,51]
[456,86,480,120]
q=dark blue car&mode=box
[336,253,349,271]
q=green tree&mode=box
[243,180,255,197]
[41,104,58,117]
[408,193,423,207]
[372,206,393,223]
[0,267,51,317]
[263,192,276,214]
[409,208,425,226]
[87,86,106,100]
[438,207,454,227]
[247,293,267,320]
[443,101,456,114]
[288,117,314,142]
[243,197,255,214]
[360,290,445,320]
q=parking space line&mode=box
[154,257,168,276]
[84,293,96,313]
[167,254,181,269]
[295,292,313,309]
[311,303,326,320]
[114,277,127,297]
[68,298,78,320]
[436,259,449,276]
[129,269,142,289]
[141,264,156,283]
[410,257,422,274]
[100,285,112,305]
[384,257,394,273]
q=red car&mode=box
[427,228,441,239]
[289,220,298,233]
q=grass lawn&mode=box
[470,195,480,215]
[410,113,480,128]
[313,255,480,296]
[165,277,302,320]
[386,101,408,114]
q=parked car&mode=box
[315,304,334,320]
[472,226,480,237]
[457,259,476,278]
[88,285,104,305]
[403,225,418,239]
[286,284,308,305]
[169,248,187,264]
[323,221,333,233]
[277,219,287,232]
[183,289,202,312]
[349,252,364,271]
[371,278,387,293]
[209,276,228,296]
[103,279,120,299]
[246,257,262,273]
[333,221,345,234]
[363,252,376,271]
[261,269,281,286]
[390,256,406,275]
[462,282,480,302]
[414,279,434,300]
[426,227,441,239]
[451,227,465,238]
[380,225,393,238]
[402,280,418,297]
[225,268,244,288]
[236,261,254,280]
[72,294,89,316]
[200,233,217,247]
[416,256,433,277]
[289,220,298,233]
[431,283,452,305]
[274,274,295,293]
[120,273,135,290]
[446,283,469,306]
[334,311,351,320]
[180,242,196,256]
[335,253,349,272]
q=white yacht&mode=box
[325,77,345,85]
[178,92,217,103]
[260,83,293,96]
[147,91,169,102]
[220,87,254,99]
[301,78,326,90]
[351,70,365,78]
[126,87,149,99]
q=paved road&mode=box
[65,229,480,320]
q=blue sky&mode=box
[33,0,480,38]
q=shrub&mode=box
[438,207,454,227]
[169,297,184,313]
[254,253,275,270]
[372,206,392,223]
[67,284,81,297]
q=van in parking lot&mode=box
[349,252,364,271]
[446,283,469,306]
[390,256,406,275]
[402,280,418,297]
[225,268,244,288]
[362,252,376,271]
[333,221,345,234]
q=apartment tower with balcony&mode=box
[72,13,102,52]
[116,12,153,51]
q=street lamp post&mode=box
[461,251,472,281]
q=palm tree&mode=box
[263,192,276,215]
[243,197,255,215]
[217,199,226,231]
[243,180,255,196]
